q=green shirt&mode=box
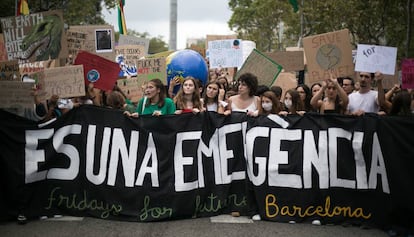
[136,97,176,115]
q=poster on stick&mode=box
[303,29,353,83]
[236,49,282,87]
[0,10,68,63]
[355,44,397,75]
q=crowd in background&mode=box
[7,59,414,123]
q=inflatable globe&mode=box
[166,49,208,93]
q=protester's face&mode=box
[359,72,372,90]
[325,82,337,99]
[296,87,306,101]
[145,82,160,99]
[311,85,321,96]
[342,79,354,94]
[206,83,219,99]
[238,81,250,95]
[183,80,195,95]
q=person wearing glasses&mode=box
[347,72,379,115]
[339,77,355,95]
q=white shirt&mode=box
[348,90,379,113]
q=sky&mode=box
[102,0,235,49]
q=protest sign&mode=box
[236,49,282,87]
[116,77,145,103]
[303,29,354,83]
[30,65,85,100]
[272,72,298,99]
[0,80,34,108]
[115,45,145,78]
[74,51,119,91]
[205,34,237,49]
[0,60,20,80]
[66,30,88,59]
[402,58,414,89]
[208,39,243,69]
[0,10,68,63]
[0,34,8,61]
[265,51,304,72]
[355,44,397,75]
[189,45,206,58]
[118,34,149,55]
[19,59,57,76]
[69,25,115,61]
[136,57,167,84]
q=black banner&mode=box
[0,106,413,228]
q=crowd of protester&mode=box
[9,62,414,124]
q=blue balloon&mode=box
[166,49,208,93]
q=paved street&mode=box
[0,215,388,237]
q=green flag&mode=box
[289,0,299,13]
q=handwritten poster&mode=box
[31,65,85,100]
[66,30,87,59]
[402,58,414,89]
[272,72,298,100]
[236,49,282,87]
[355,44,397,75]
[208,39,243,69]
[303,29,354,83]
[114,45,146,65]
[0,10,68,63]
[136,57,167,84]
[69,25,115,61]
[0,81,34,108]
[118,35,149,55]
[0,60,20,80]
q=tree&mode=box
[228,0,413,59]
[228,0,297,52]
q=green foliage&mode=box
[228,0,413,58]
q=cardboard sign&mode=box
[208,39,243,69]
[0,60,20,80]
[0,81,34,108]
[116,77,145,103]
[118,35,149,55]
[189,45,206,58]
[0,34,8,61]
[19,59,57,76]
[303,29,354,83]
[402,58,414,89]
[265,51,304,72]
[236,49,283,87]
[136,57,167,84]
[0,10,68,63]
[30,65,85,100]
[74,51,119,91]
[355,44,397,75]
[272,72,298,100]
[114,45,146,65]
[66,30,88,59]
[68,25,115,61]
[205,34,237,49]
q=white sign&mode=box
[355,44,397,75]
[208,39,243,69]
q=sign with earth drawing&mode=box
[303,29,353,84]
[0,10,68,63]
